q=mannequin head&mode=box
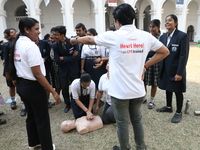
[60,120,76,132]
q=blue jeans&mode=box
[111,96,145,150]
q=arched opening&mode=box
[143,5,150,32]
[14,5,27,22]
[134,8,138,29]
[40,0,63,37]
[73,0,95,30]
[104,0,126,30]
[15,5,27,16]
[187,25,194,42]
[4,0,27,29]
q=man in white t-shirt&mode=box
[70,4,169,150]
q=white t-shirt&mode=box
[71,79,96,99]
[94,25,163,99]
[81,44,106,58]
[98,73,111,105]
[14,36,46,81]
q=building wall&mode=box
[40,0,63,38]
[0,0,200,42]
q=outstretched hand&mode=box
[70,38,77,45]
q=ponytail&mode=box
[8,34,20,80]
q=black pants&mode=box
[71,95,90,119]
[102,102,116,124]
[166,91,183,113]
[60,75,78,106]
[16,78,53,150]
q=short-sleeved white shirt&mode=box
[71,79,96,100]
[98,73,111,105]
[81,44,106,58]
[94,25,163,99]
[14,36,46,81]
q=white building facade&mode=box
[0,0,200,42]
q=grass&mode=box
[0,45,200,150]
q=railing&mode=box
[15,16,27,22]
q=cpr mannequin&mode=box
[60,115,103,134]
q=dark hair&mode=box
[18,18,39,35]
[3,28,16,36]
[80,73,91,83]
[87,28,98,36]
[50,27,55,33]
[75,23,86,31]
[150,19,161,34]
[43,33,50,40]
[53,25,66,36]
[150,19,160,27]
[8,17,39,80]
[166,14,178,29]
[112,3,135,25]
[108,26,116,31]
[3,29,10,36]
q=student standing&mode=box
[52,26,80,113]
[49,31,61,107]
[9,17,60,150]
[81,28,107,88]
[70,4,169,150]
[156,14,189,123]
[144,19,161,109]
[3,28,17,110]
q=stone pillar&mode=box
[26,1,42,37]
[150,8,163,21]
[95,0,106,33]
[0,9,7,40]
[96,0,106,33]
[138,13,144,30]
[195,10,200,42]
[174,7,188,32]
[62,0,74,36]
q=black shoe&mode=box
[11,101,17,110]
[113,145,120,150]
[156,106,173,112]
[143,99,147,104]
[64,105,71,113]
[20,109,26,117]
[0,111,4,116]
[48,102,53,108]
[171,113,182,123]
[0,119,6,125]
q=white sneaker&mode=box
[29,144,55,150]
[53,144,56,150]
[29,144,41,150]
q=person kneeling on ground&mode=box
[95,62,115,124]
[71,73,95,120]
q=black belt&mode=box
[86,56,101,60]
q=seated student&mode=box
[71,73,95,120]
[95,62,115,124]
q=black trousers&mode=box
[71,95,90,119]
[102,102,116,124]
[16,78,53,150]
[60,75,78,106]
